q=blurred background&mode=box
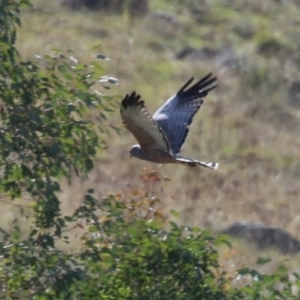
[11,0,300,268]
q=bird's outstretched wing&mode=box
[153,73,217,154]
[120,92,171,152]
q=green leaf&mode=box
[277,265,289,273]
[87,188,95,194]
[96,53,110,60]
[256,257,272,265]
[170,209,180,219]
[90,44,102,51]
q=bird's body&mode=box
[120,73,218,169]
[130,145,175,163]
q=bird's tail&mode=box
[175,156,218,169]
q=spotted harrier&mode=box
[120,73,218,169]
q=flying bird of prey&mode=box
[120,73,218,169]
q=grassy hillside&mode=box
[8,0,300,271]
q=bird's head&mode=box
[129,145,143,159]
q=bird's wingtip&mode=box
[212,162,219,170]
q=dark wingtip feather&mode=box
[177,77,194,95]
[121,92,144,111]
[177,73,217,97]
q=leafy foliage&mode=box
[70,190,228,299]
[0,1,299,299]
[0,0,117,227]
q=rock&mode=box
[175,46,239,70]
[288,81,300,108]
[222,221,300,254]
[59,0,149,15]
[149,11,180,29]
[257,38,290,58]
[232,22,255,40]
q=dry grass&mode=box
[3,0,300,271]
